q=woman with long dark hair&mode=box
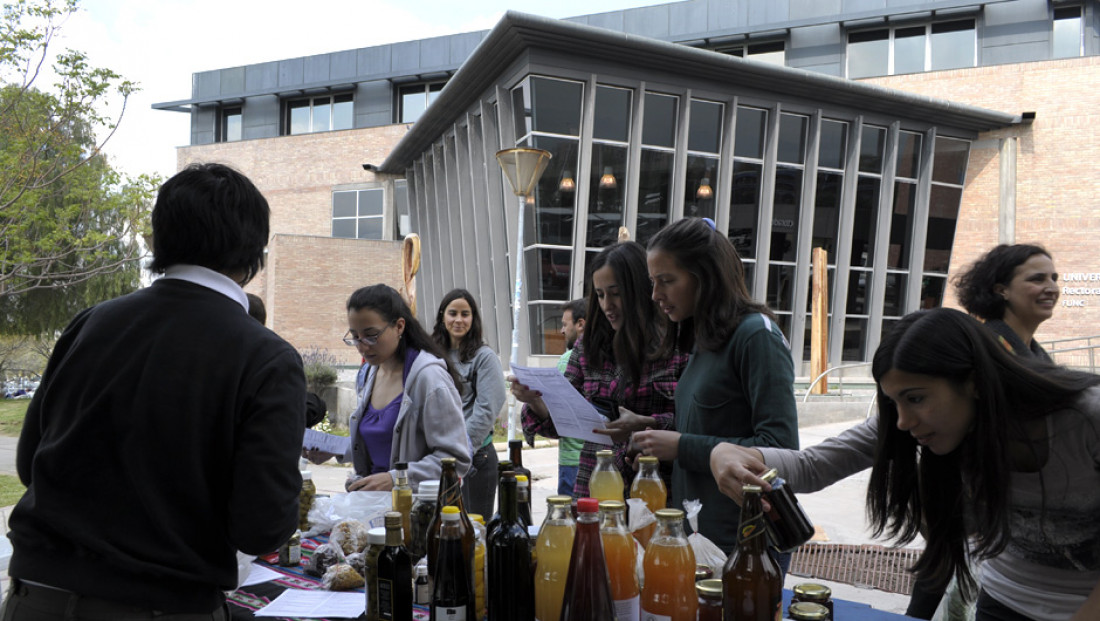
[868,307,1100,620]
[432,288,506,517]
[510,241,687,498]
[634,217,799,555]
[305,284,471,491]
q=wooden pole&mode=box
[810,247,829,395]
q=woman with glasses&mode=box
[305,284,471,491]
[431,288,506,517]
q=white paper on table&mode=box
[510,365,612,445]
[240,564,283,587]
[303,428,351,455]
[254,590,365,618]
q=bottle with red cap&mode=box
[559,497,616,621]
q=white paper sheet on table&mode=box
[303,428,351,454]
[510,365,612,445]
[240,564,283,587]
[254,590,365,618]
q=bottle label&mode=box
[432,606,467,620]
[739,511,768,543]
[378,578,394,619]
[614,595,640,620]
[640,612,672,621]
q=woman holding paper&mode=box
[510,241,688,499]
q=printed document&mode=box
[510,365,612,445]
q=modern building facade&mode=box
[155,0,1100,371]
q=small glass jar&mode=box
[788,601,831,620]
[695,579,723,621]
[791,582,833,619]
[277,530,301,566]
[695,564,714,582]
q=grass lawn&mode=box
[0,474,24,507]
[0,400,27,437]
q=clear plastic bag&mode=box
[627,498,652,586]
[329,519,371,555]
[304,491,393,537]
[322,562,365,590]
[305,542,346,577]
[683,499,726,575]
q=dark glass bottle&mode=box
[516,474,533,529]
[485,459,512,541]
[377,511,413,621]
[760,467,815,552]
[431,506,474,621]
[426,458,475,588]
[560,497,617,621]
[721,485,782,621]
[487,472,534,620]
[508,440,533,517]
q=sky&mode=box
[42,0,671,181]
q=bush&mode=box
[300,347,339,394]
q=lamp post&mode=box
[495,147,552,442]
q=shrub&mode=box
[300,347,339,394]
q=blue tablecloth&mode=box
[784,588,920,620]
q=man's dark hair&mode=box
[561,298,586,323]
[246,293,266,325]
[149,163,270,284]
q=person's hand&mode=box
[709,442,770,506]
[302,448,337,465]
[593,407,653,444]
[348,472,394,492]
[632,429,680,461]
[507,375,549,420]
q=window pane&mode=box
[735,107,767,159]
[930,20,975,71]
[771,167,803,261]
[813,172,843,260]
[842,317,869,361]
[332,218,356,238]
[587,144,628,249]
[313,99,331,132]
[685,154,718,221]
[525,247,571,301]
[402,87,427,124]
[512,83,530,140]
[767,264,796,312]
[851,177,880,267]
[394,180,410,237]
[358,217,383,240]
[428,83,444,105]
[637,149,675,245]
[819,120,847,169]
[688,100,723,153]
[859,126,886,173]
[920,276,946,309]
[924,184,963,273]
[846,270,870,314]
[932,137,969,185]
[529,135,579,246]
[531,77,583,136]
[333,191,357,217]
[883,273,908,317]
[728,161,762,260]
[1054,8,1083,58]
[894,26,926,75]
[594,86,632,142]
[896,131,922,179]
[747,41,786,66]
[777,114,807,164]
[289,101,310,134]
[333,95,353,130]
[642,93,678,148]
[848,30,889,78]
[889,181,915,269]
[224,109,242,142]
[359,189,384,216]
[527,303,564,356]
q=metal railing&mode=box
[800,361,873,402]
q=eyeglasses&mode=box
[343,324,390,347]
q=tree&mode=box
[1,0,156,302]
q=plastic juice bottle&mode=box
[486,472,534,620]
[629,456,667,549]
[534,495,575,621]
[468,514,488,621]
[392,461,413,548]
[641,508,698,621]
[559,497,616,621]
[589,449,624,502]
[432,506,475,621]
[598,500,641,620]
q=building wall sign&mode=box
[1061,273,1100,307]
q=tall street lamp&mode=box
[495,147,552,442]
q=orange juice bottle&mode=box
[599,500,640,620]
[535,496,575,621]
[589,449,624,502]
[629,456,666,549]
[641,508,698,621]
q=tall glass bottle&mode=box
[559,497,616,621]
[629,455,667,549]
[589,449,624,502]
[722,485,782,621]
[377,511,413,621]
[598,500,640,620]
[432,506,474,621]
[485,459,513,541]
[393,461,413,548]
[427,458,475,587]
[515,474,533,529]
[641,508,698,621]
[508,440,532,517]
[364,527,386,621]
[534,495,575,621]
[487,472,534,620]
[468,514,488,621]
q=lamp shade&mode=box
[696,177,713,199]
[496,148,552,196]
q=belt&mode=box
[6,579,229,621]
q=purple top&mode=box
[356,348,422,474]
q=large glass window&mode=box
[219,107,242,142]
[1054,6,1084,58]
[286,93,353,135]
[848,20,975,78]
[848,29,889,78]
[843,125,886,361]
[332,189,384,239]
[587,86,632,252]
[684,99,723,221]
[924,136,970,277]
[715,41,787,66]
[728,106,768,282]
[930,20,976,71]
[637,92,679,245]
[400,83,445,124]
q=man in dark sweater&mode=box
[3,164,306,619]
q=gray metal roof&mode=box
[379,10,1020,173]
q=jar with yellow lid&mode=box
[788,601,831,620]
[695,578,722,621]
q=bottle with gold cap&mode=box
[534,496,575,621]
[641,508,697,621]
[598,500,640,620]
[589,449,624,502]
[629,455,666,548]
[721,485,782,621]
[392,462,413,548]
[432,506,474,620]
[378,511,413,621]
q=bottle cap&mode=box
[508,439,522,448]
[384,511,403,528]
[368,527,386,545]
[638,455,659,465]
[696,579,722,596]
[654,508,684,521]
[417,480,440,497]
[547,495,572,506]
[516,475,529,486]
[598,500,626,512]
[761,468,779,484]
[441,457,456,466]
[441,506,460,520]
[743,484,763,494]
[577,497,600,513]
[793,583,832,601]
[415,564,428,577]
[301,470,313,481]
[596,449,614,458]
[788,602,830,620]
[396,461,408,471]
[468,513,484,524]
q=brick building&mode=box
[155,0,1100,372]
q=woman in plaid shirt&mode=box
[512,241,688,498]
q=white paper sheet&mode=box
[303,428,351,455]
[510,365,612,445]
[254,590,365,618]
[240,564,283,587]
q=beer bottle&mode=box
[721,485,782,621]
[432,506,474,621]
[377,511,413,621]
[560,498,616,621]
[487,472,534,620]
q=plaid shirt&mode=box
[522,340,688,498]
